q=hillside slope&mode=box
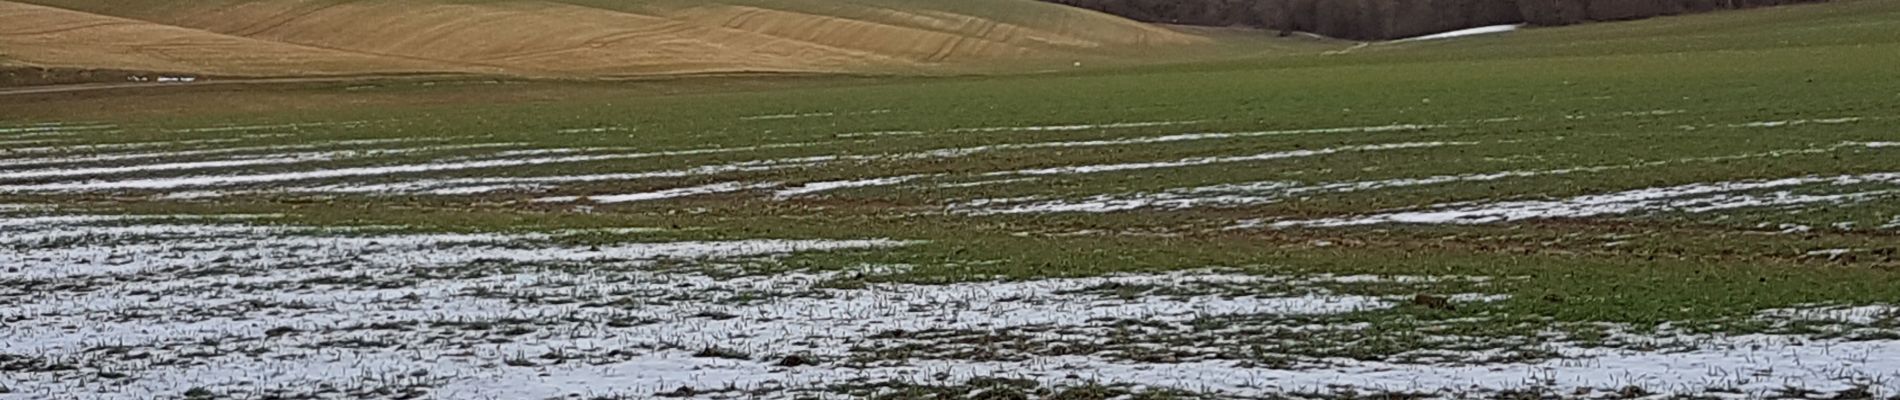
[0,0,1212,79]
[0,1,483,77]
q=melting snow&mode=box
[0,148,460,181]
[962,144,1888,215]
[1734,117,1862,128]
[740,110,888,121]
[0,138,62,147]
[0,151,713,192]
[1394,24,1521,42]
[991,141,1465,176]
[1612,110,1687,117]
[0,138,440,168]
[291,156,831,196]
[2,138,248,155]
[945,120,1204,133]
[938,177,1040,189]
[555,126,632,134]
[2,211,1895,399]
[0,123,116,137]
[920,123,1439,159]
[535,182,778,204]
[835,130,924,139]
[1270,172,1900,228]
[164,120,376,134]
[1760,305,1898,325]
[775,175,933,198]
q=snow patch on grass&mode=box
[1734,117,1862,128]
[555,126,632,134]
[1611,109,1687,117]
[963,144,1894,216]
[945,120,1203,133]
[990,141,1466,177]
[0,151,712,193]
[835,130,924,139]
[776,175,933,198]
[1269,172,1900,228]
[2,138,249,155]
[162,120,382,134]
[939,177,1040,189]
[294,156,831,196]
[1393,24,1521,42]
[740,110,888,121]
[1761,305,1899,325]
[3,212,1896,398]
[919,123,1440,159]
[0,123,116,137]
[535,182,778,204]
[0,138,443,168]
[0,150,414,181]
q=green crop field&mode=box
[2,1,1899,399]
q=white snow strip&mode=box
[1804,248,1853,258]
[740,109,888,121]
[0,215,903,282]
[0,138,497,167]
[1761,305,1899,325]
[551,227,670,235]
[991,141,1466,176]
[946,120,1205,133]
[0,151,724,192]
[535,182,778,204]
[1,138,248,155]
[939,177,1040,189]
[0,145,468,181]
[917,124,1440,159]
[188,124,1440,197]
[555,127,632,134]
[0,156,327,181]
[0,123,116,135]
[1271,172,1900,228]
[1612,109,1687,117]
[835,130,925,139]
[0,139,493,169]
[288,156,832,196]
[1735,117,1862,128]
[1393,24,1521,42]
[741,112,833,121]
[775,175,933,198]
[960,144,1881,215]
[164,120,374,134]
[0,131,76,140]
[0,138,62,147]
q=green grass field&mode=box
[3,1,1899,399]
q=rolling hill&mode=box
[0,0,1215,79]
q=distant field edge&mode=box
[1040,0,1833,40]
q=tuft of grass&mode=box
[693,347,751,361]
